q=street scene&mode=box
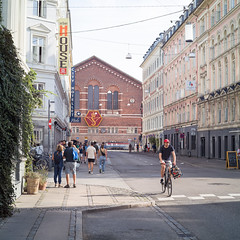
[1,0,240,240]
[1,150,240,240]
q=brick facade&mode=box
[71,56,142,145]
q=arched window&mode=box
[217,35,221,55]
[225,57,228,86]
[231,24,235,47]
[224,30,227,51]
[107,90,119,110]
[218,61,222,88]
[88,85,99,110]
[232,53,236,83]
[88,85,93,109]
[94,85,99,109]
[212,64,215,90]
[113,91,118,109]
[211,39,215,59]
[107,90,112,110]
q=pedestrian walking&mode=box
[79,144,84,163]
[129,143,132,153]
[52,144,64,187]
[98,143,107,173]
[86,141,96,174]
[63,141,77,188]
[93,141,99,165]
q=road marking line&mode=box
[158,197,174,201]
[188,197,205,200]
[171,195,186,198]
[228,194,240,197]
[199,194,216,197]
[218,196,235,199]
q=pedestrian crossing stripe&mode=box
[158,193,240,201]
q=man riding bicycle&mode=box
[159,139,176,184]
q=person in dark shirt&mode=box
[159,139,176,184]
[63,141,77,188]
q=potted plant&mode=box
[38,169,48,191]
[25,171,40,194]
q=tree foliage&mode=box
[0,25,42,218]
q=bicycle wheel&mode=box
[167,175,172,197]
[36,159,48,170]
[161,173,167,193]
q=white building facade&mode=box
[26,0,72,154]
[140,35,165,148]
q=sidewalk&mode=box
[0,160,154,240]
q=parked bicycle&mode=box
[30,147,49,170]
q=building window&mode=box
[212,64,216,90]
[200,17,205,35]
[107,90,119,110]
[88,85,93,109]
[217,35,221,56]
[224,0,227,16]
[224,102,228,122]
[211,9,215,27]
[232,53,236,83]
[212,104,215,125]
[33,0,46,18]
[230,0,235,9]
[216,3,221,22]
[202,107,205,126]
[225,57,228,85]
[192,104,196,120]
[218,61,222,88]
[34,128,43,144]
[218,103,221,123]
[224,30,227,51]
[32,36,45,63]
[232,99,235,121]
[88,85,99,110]
[231,24,235,47]
[33,83,44,108]
[211,39,215,59]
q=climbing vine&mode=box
[0,24,43,217]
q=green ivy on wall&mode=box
[0,24,42,218]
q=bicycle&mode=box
[161,162,173,197]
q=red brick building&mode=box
[71,56,142,145]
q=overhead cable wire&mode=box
[72,9,184,33]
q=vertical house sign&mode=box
[58,18,69,75]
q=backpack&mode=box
[54,151,62,165]
[72,148,79,161]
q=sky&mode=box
[69,0,191,81]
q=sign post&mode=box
[226,151,238,169]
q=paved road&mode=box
[84,150,240,240]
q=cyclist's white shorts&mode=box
[162,160,172,168]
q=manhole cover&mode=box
[208,183,230,185]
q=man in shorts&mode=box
[63,141,77,188]
[159,139,176,184]
[86,141,96,174]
